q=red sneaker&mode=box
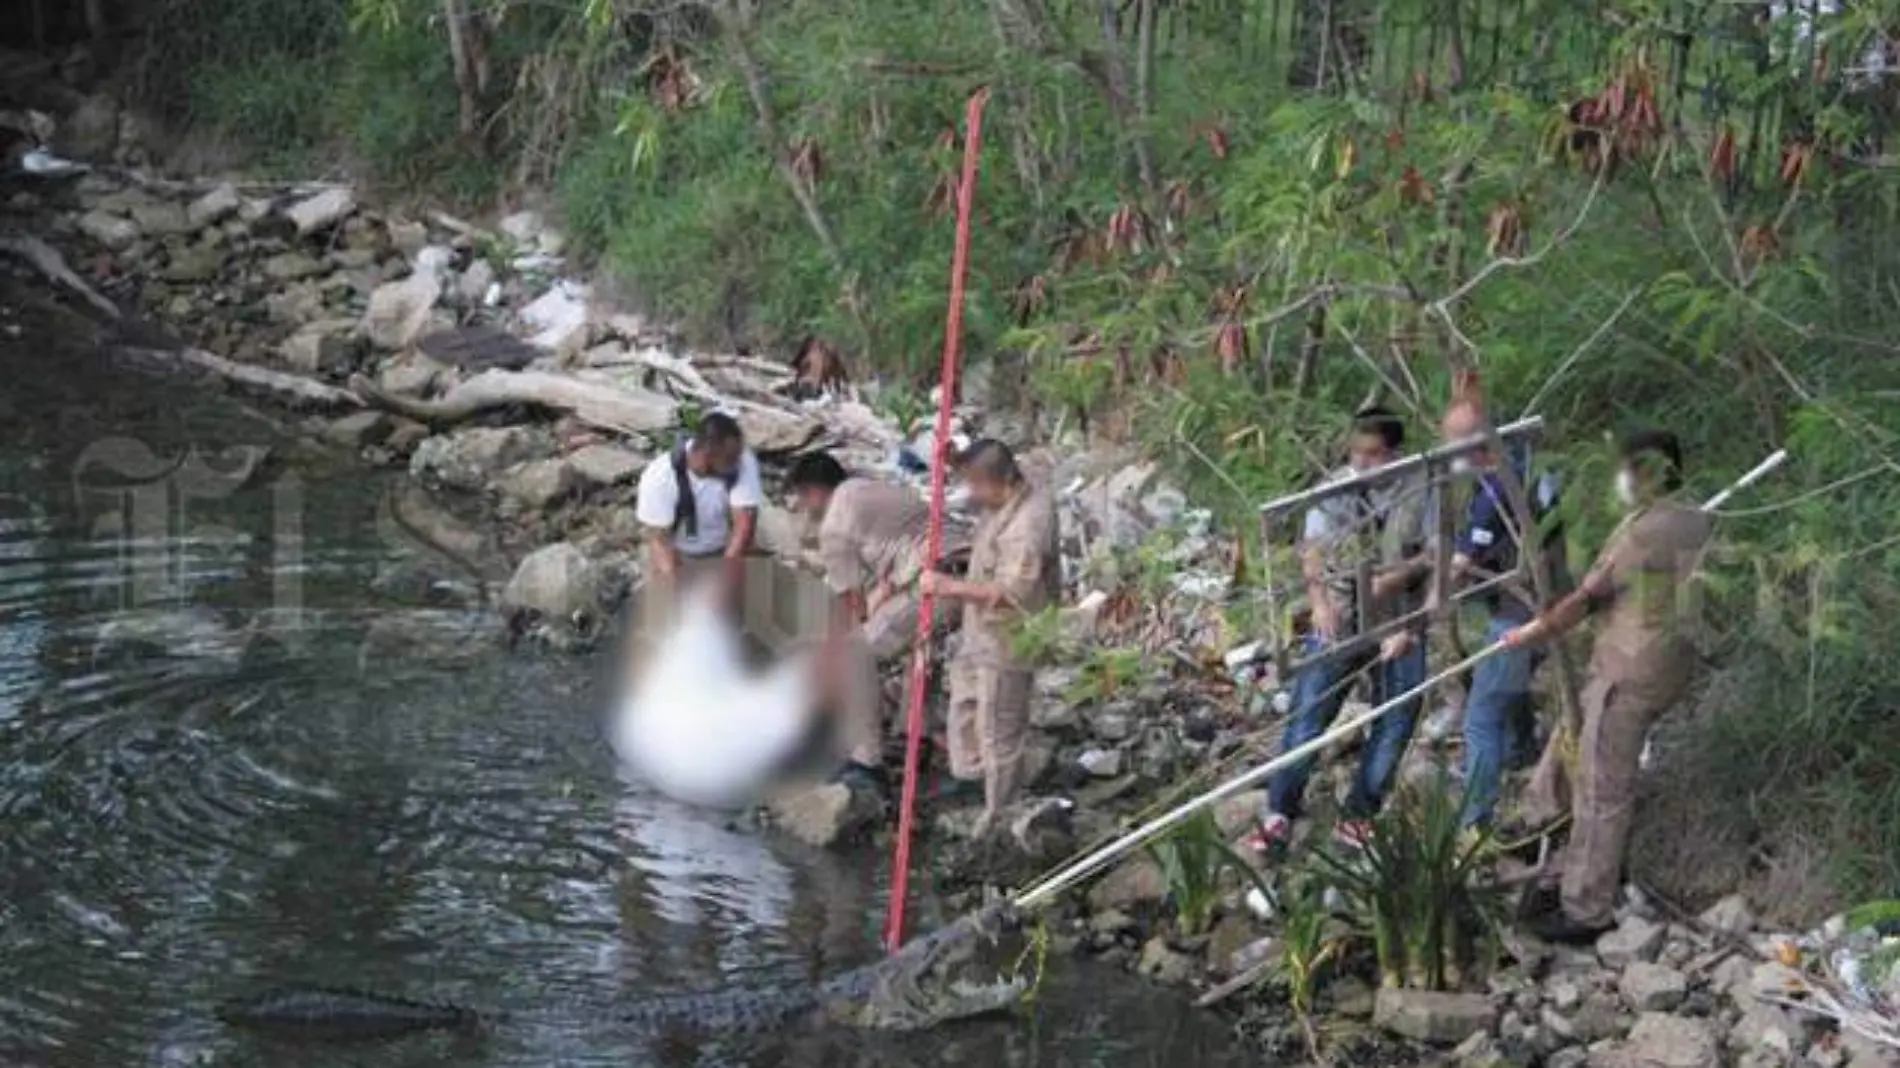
[1332,819,1374,850]
[1241,813,1292,853]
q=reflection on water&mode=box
[0,317,1249,1066]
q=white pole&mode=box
[1013,447,1795,913]
[1012,643,1505,910]
[1702,448,1788,511]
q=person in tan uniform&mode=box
[786,451,965,792]
[1502,429,1712,944]
[920,439,1061,835]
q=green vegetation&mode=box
[1310,779,1505,991]
[134,0,1900,909]
[1145,809,1269,937]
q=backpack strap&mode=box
[670,442,698,540]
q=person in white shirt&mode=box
[635,412,764,605]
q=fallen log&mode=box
[0,233,121,319]
[119,346,366,410]
[347,368,679,437]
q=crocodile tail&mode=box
[216,985,490,1040]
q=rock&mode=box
[1730,1002,1800,1057]
[187,183,242,229]
[1618,962,1688,1012]
[496,458,579,514]
[410,426,545,493]
[1841,1032,1900,1068]
[1598,916,1667,968]
[323,411,397,450]
[262,251,325,281]
[362,266,445,351]
[1373,988,1500,1045]
[1086,856,1167,911]
[1205,913,1257,975]
[766,781,883,848]
[277,319,364,378]
[1078,747,1123,778]
[160,245,224,283]
[1213,790,1269,837]
[563,443,644,489]
[1547,978,1587,1013]
[458,259,497,305]
[76,209,138,250]
[128,200,191,237]
[498,541,625,651]
[520,281,593,354]
[264,282,325,324]
[1567,993,1633,1044]
[1030,698,1080,731]
[378,352,454,396]
[1091,707,1134,742]
[1747,961,1809,1000]
[283,187,356,235]
[1089,909,1136,936]
[386,219,428,256]
[1006,797,1075,861]
[1618,1013,1718,1068]
[1701,894,1755,936]
[1137,937,1197,984]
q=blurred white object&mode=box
[18,148,86,176]
[1639,736,1655,771]
[610,579,815,809]
[1244,886,1275,922]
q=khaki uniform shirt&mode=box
[1301,464,1433,636]
[956,483,1061,668]
[817,478,933,596]
[1583,498,1713,693]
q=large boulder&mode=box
[498,542,628,652]
[409,426,548,493]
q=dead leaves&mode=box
[1740,224,1782,267]
[1710,124,1739,185]
[645,46,703,112]
[1484,202,1527,258]
[789,138,824,186]
[1780,141,1814,188]
[790,336,850,394]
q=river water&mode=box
[0,295,1250,1066]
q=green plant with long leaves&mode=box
[1144,809,1271,938]
[1064,646,1145,707]
[1310,777,1505,991]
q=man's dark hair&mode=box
[697,411,744,448]
[1352,405,1405,450]
[786,450,848,491]
[952,438,1023,484]
[1618,428,1684,491]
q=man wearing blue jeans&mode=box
[1438,400,1568,831]
[1246,407,1434,854]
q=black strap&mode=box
[669,440,744,540]
[670,444,698,539]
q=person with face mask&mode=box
[1244,406,1434,854]
[634,411,764,625]
[919,439,1061,837]
[1501,429,1711,945]
[784,450,968,794]
[1436,400,1569,834]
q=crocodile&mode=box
[218,901,1028,1041]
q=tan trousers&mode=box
[1549,660,1690,926]
[837,592,959,766]
[945,658,1033,823]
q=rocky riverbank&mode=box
[5,104,1898,1067]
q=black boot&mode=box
[829,760,889,797]
[1526,908,1614,946]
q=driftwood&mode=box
[348,368,679,436]
[0,233,121,319]
[120,346,366,409]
